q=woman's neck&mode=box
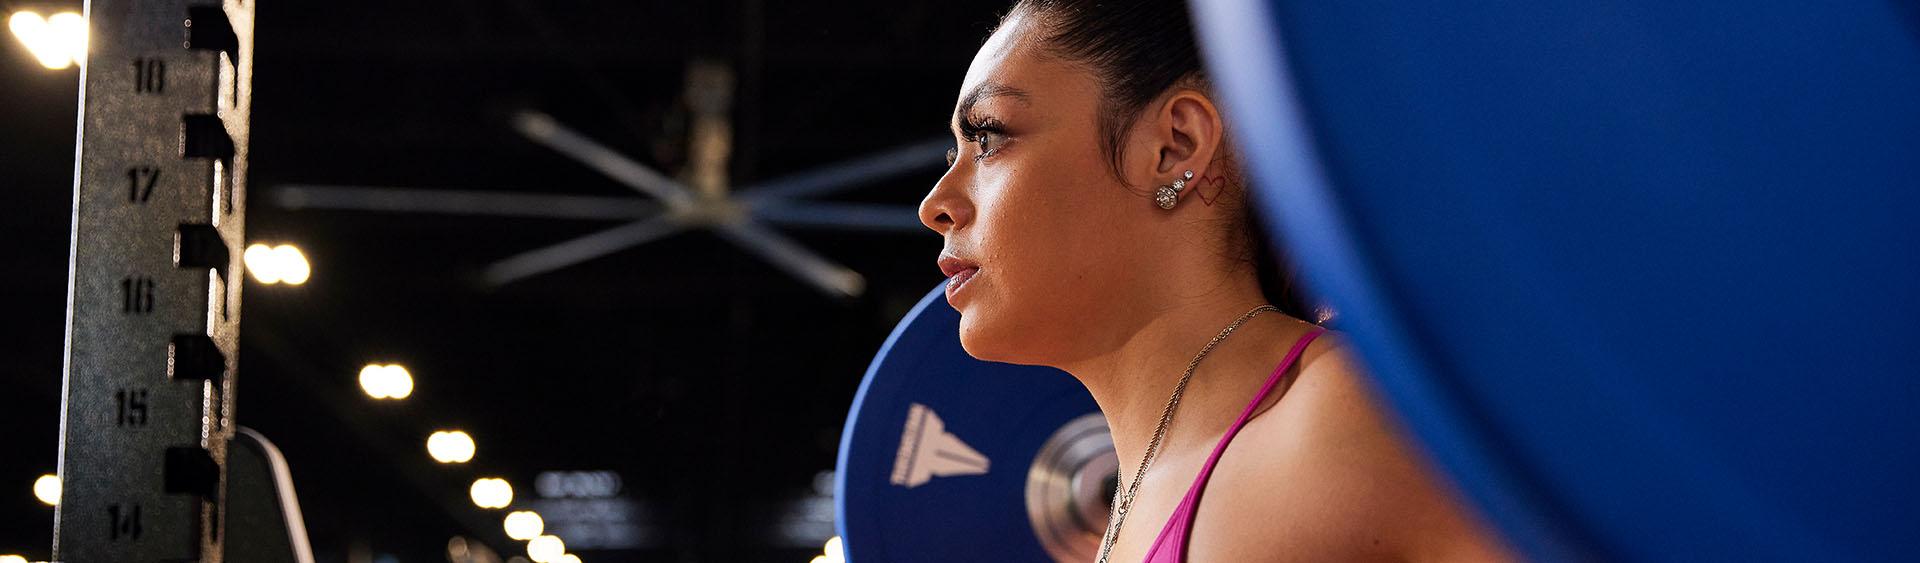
[1058,285,1313,482]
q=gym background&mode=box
[1,1,1009,561]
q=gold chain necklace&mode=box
[1095,304,1278,563]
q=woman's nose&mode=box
[919,173,972,235]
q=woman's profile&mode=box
[916,1,1516,560]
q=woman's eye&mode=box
[972,131,1003,160]
[949,116,1006,165]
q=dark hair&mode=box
[1002,0,1320,322]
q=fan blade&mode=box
[271,184,657,220]
[483,215,692,287]
[751,202,928,233]
[712,221,867,298]
[512,110,698,208]
[739,138,951,203]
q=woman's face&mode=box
[919,15,1176,366]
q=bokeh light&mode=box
[244,243,312,285]
[471,477,513,509]
[359,363,414,400]
[33,473,59,506]
[8,11,86,69]
[427,430,475,464]
[526,535,565,562]
[504,510,544,540]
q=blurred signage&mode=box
[536,470,623,499]
[529,470,649,550]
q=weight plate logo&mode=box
[889,403,990,488]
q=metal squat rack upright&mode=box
[56,1,255,561]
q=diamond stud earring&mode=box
[1156,170,1195,210]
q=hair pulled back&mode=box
[1002,0,1318,322]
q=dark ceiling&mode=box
[0,0,1008,561]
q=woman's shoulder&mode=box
[1261,330,1378,443]
[1235,328,1377,451]
[1202,332,1516,561]
[1231,332,1415,533]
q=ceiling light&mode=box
[471,478,513,509]
[503,510,544,540]
[9,11,86,70]
[33,474,59,506]
[427,431,475,464]
[526,535,564,562]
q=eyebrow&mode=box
[953,81,1031,127]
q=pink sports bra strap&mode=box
[1141,326,1326,563]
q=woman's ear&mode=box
[1154,89,1225,180]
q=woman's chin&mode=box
[955,313,1041,366]
[955,314,997,360]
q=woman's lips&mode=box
[938,254,981,302]
[945,266,979,300]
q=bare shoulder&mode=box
[1189,332,1517,562]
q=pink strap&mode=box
[1141,327,1326,563]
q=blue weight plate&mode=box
[837,285,1099,563]
[1192,1,1920,561]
